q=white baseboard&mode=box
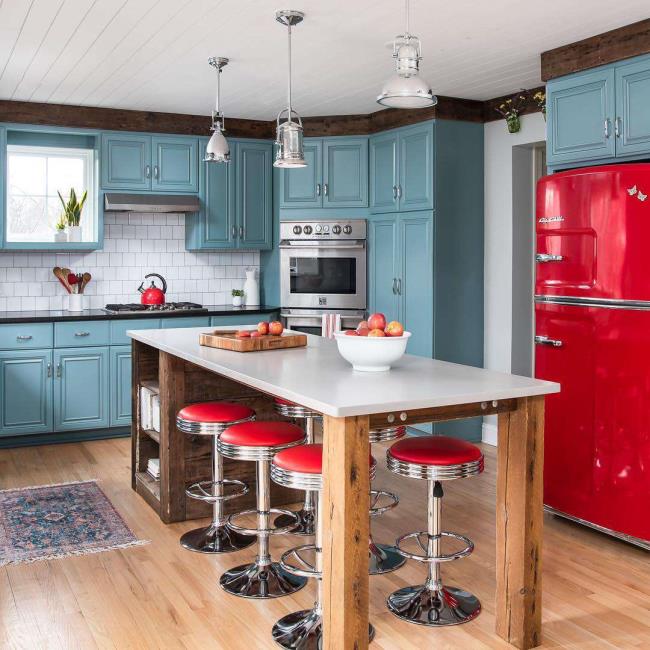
[482,422,497,446]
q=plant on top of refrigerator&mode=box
[495,92,528,134]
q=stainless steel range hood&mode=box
[104,193,200,213]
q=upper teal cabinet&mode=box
[369,122,433,213]
[547,68,615,165]
[101,133,198,192]
[186,138,272,250]
[279,136,368,209]
[547,54,650,166]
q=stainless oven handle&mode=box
[279,242,365,250]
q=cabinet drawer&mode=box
[54,321,110,348]
[110,318,161,345]
[160,316,211,329]
[0,323,53,350]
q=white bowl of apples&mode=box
[334,313,410,372]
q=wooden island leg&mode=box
[496,395,545,649]
[321,415,371,650]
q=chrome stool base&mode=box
[180,523,255,554]
[272,608,375,649]
[369,539,406,575]
[274,507,316,536]
[387,584,481,626]
[220,561,307,599]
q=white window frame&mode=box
[5,144,97,243]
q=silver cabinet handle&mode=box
[392,278,397,295]
[74,331,90,337]
[316,183,321,196]
[323,183,328,196]
[239,226,244,239]
[56,363,62,377]
[231,225,237,238]
[536,253,564,263]
[392,185,397,199]
[47,362,52,378]
[154,165,159,179]
[604,119,611,138]
[397,278,402,295]
[535,335,563,348]
[16,335,33,341]
[615,117,622,138]
[396,185,402,198]
[145,165,151,178]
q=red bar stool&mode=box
[368,425,407,574]
[217,421,307,599]
[176,401,256,554]
[273,397,321,535]
[386,436,484,626]
[270,443,376,648]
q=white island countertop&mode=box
[128,327,560,417]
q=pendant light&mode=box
[205,56,230,163]
[274,10,307,168]
[377,0,436,109]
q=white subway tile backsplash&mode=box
[0,213,260,311]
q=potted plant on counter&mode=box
[231,288,244,307]
[58,188,87,242]
[54,213,67,243]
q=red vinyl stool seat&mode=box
[274,396,296,407]
[221,421,305,448]
[273,443,377,476]
[177,401,255,424]
[389,436,483,466]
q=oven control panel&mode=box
[280,219,366,240]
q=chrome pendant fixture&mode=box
[205,56,230,163]
[377,0,436,109]
[274,10,307,168]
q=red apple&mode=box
[344,330,359,336]
[385,320,404,337]
[250,331,262,338]
[356,320,369,331]
[269,321,284,336]
[257,321,269,335]
[368,328,386,337]
[356,327,370,337]
[367,313,387,331]
[236,330,251,338]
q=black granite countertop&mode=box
[0,305,279,324]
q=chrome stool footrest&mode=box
[227,507,299,536]
[279,544,322,579]
[185,478,249,503]
[369,489,399,517]
[395,531,474,563]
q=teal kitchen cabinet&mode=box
[101,132,197,192]
[369,122,433,213]
[368,215,400,320]
[160,316,210,328]
[210,312,278,327]
[53,347,110,432]
[187,139,272,250]
[547,67,615,165]
[110,346,132,427]
[279,136,368,209]
[0,349,53,436]
[615,57,650,157]
[0,126,4,247]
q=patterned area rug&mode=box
[0,480,148,566]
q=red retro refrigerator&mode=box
[535,163,650,548]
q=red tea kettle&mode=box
[138,273,167,305]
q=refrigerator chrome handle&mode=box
[535,335,563,348]
[604,119,611,138]
[536,253,564,263]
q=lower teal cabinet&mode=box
[0,349,52,436]
[368,216,400,319]
[53,347,109,431]
[110,346,132,427]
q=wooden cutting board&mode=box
[199,330,307,352]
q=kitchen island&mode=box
[128,326,559,650]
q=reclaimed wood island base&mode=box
[129,326,559,650]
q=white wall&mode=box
[483,112,546,444]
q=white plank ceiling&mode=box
[0,0,648,120]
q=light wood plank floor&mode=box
[0,438,648,649]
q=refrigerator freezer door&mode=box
[536,301,650,543]
[536,163,650,302]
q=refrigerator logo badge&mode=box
[319,297,327,305]
[627,185,647,202]
[538,216,564,223]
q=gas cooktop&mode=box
[103,302,207,315]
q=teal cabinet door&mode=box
[322,137,368,207]
[101,133,151,190]
[615,58,650,156]
[152,136,198,193]
[0,126,4,247]
[186,138,235,250]
[110,346,131,427]
[369,131,398,213]
[547,67,615,165]
[0,349,52,436]
[398,123,434,212]
[54,347,109,431]
[236,141,273,249]
[399,212,433,357]
[368,215,400,318]
[279,140,322,208]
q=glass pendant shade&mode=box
[205,124,230,163]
